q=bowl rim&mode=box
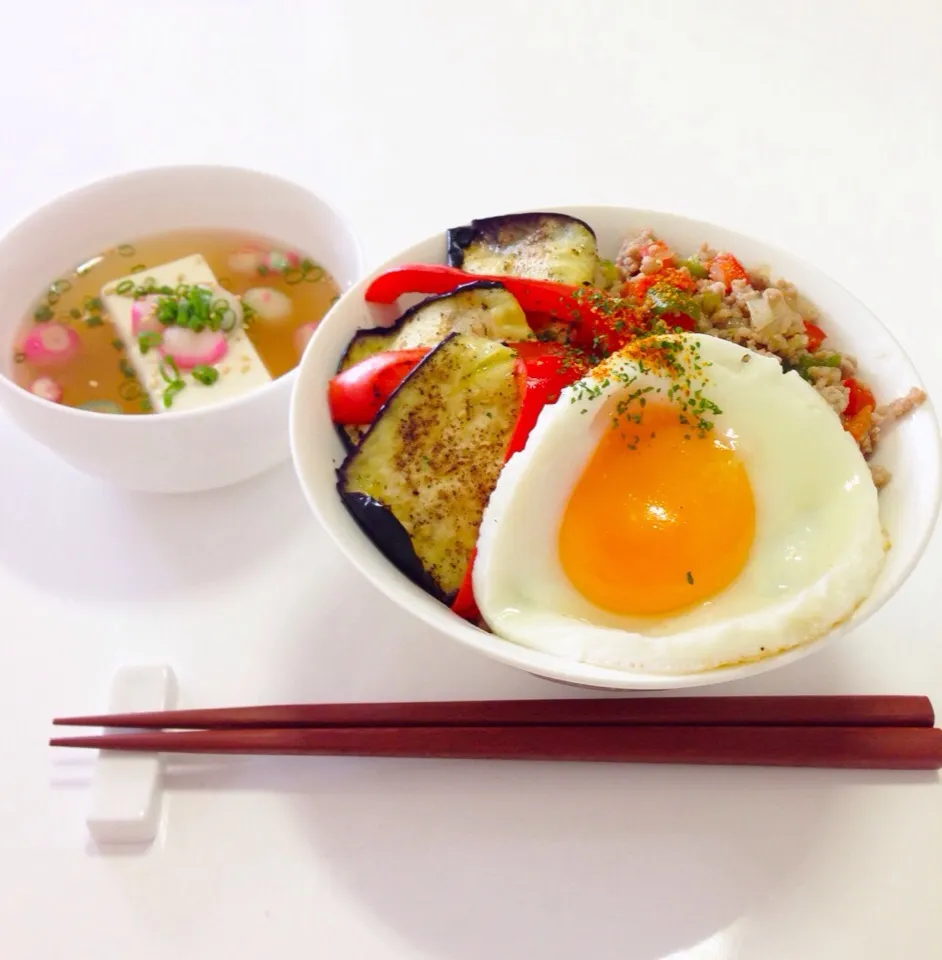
[290,203,942,690]
[0,163,364,426]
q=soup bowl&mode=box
[0,165,362,493]
[290,205,941,690]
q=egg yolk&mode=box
[558,403,755,616]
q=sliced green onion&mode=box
[83,295,103,313]
[46,291,60,306]
[162,379,185,408]
[139,396,154,413]
[302,260,324,282]
[175,283,189,296]
[176,300,191,328]
[118,380,143,401]
[191,364,219,386]
[115,280,134,295]
[69,307,82,320]
[117,244,136,257]
[85,315,104,328]
[217,276,232,288]
[137,331,162,355]
[159,355,180,383]
[284,267,304,285]
[219,309,237,332]
[119,359,136,378]
[130,264,146,274]
[111,337,124,351]
[33,305,54,322]
[142,277,157,293]
[52,278,72,295]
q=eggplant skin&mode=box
[337,333,521,602]
[337,281,532,375]
[446,212,599,285]
[341,493,446,601]
[335,281,531,448]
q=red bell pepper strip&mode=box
[804,320,826,352]
[450,343,588,622]
[328,348,429,424]
[364,263,645,346]
[842,377,875,419]
[365,263,582,316]
[708,253,750,292]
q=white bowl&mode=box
[0,165,363,493]
[290,205,941,690]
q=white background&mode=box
[1,2,940,958]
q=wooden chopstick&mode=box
[51,695,935,731]
[48,724,942,769]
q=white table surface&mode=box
[1,2,940,957]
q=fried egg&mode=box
[473,333,886,674]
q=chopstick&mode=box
[48,724,942,769]
[52,695,935,731]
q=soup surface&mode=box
[10,228,339,414]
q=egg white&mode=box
[473,333,886,675]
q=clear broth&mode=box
[10,228,339,414]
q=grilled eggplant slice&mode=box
[337,281,531,447]
[338,281,531,372]
[446,212,599,285]
[338,333,521,602]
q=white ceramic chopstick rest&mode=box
[86,665,178,845]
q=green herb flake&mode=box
[117,244,136,257]
[84,314,104,328]
[686,571,694,585]
[191,365,219,386]
[110,337,124,351]
[33,304,54,323]
[162,379,185,408]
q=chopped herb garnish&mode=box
[46,291,60,306]
[686,571,694,585]
[118,380,143,401]
[110,337,124,351]
[33,305,53,322]
[191,364,219,386]
[284,267,304,285]
[69,307,82,320]
[117,244,135,257]
[119,359,135,378]
[158,355,181,384]
[84,314,104,328]
[162,379,185,408]
[137,331,162,355]
[83,295,103,313]
[115,280,134,295]
[139,397,153,413]
[52,279,72,295]
[130,264,146,274]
